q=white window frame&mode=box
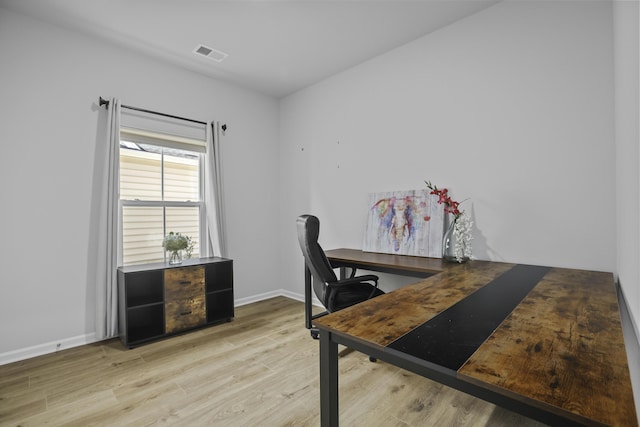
[119,144,207,265]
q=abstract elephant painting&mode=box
[363,189,444,257]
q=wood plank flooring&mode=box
[0,297,547,426]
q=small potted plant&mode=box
[162,232,195,264]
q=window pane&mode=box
[164,149,199,202]
[122,206,164,265]
[120,145,162,201]
[166,206,200,259]
[119,135,204,267]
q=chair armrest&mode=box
[326,275,382,309]
[329,262,359,279]
[328,275,379,288]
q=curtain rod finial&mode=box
[221,124,227,132]
[99,97,109,107]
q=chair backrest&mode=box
[296,215,338,308]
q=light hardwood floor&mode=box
[0,297,547,426]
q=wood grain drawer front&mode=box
[165,296,206,333]
[164,266,205,301]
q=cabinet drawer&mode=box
[164,266,205,300]
[165,296,206,333]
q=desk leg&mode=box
[304,265,312,329]
[319,329,338,427]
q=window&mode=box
[119,117,207,266]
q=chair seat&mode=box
[331,284,384,312]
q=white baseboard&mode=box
[0,289,317,366]
[0,333,99,366]
[234,288,304,306]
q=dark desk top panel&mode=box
[388,264,551,370]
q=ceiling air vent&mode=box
[193,44,228,62]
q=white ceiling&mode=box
[1,0,500,98]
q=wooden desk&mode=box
[315,249,638,427]
[304,249,445,330]
[325,248,445,278]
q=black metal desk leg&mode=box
[304,265,312,329]
[319,329,339,427]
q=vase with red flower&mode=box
[425,181,473,263]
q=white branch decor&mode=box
[453,212,473,262]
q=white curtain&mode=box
[95,98,121,340]
[204,122,228,258]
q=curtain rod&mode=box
[99,97,221,129]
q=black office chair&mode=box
[297,214,384,339]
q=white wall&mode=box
[280,0,639,417]
[614,0,640,416]
[280,0,615,290]
[615,0,640,343]
[0,9,280,359]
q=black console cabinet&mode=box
[117,257,233,348]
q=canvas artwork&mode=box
[363,189,444,258]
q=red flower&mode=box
[425,180,464,219]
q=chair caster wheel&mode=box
[369,356,377,362]
[311,330,320,339]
